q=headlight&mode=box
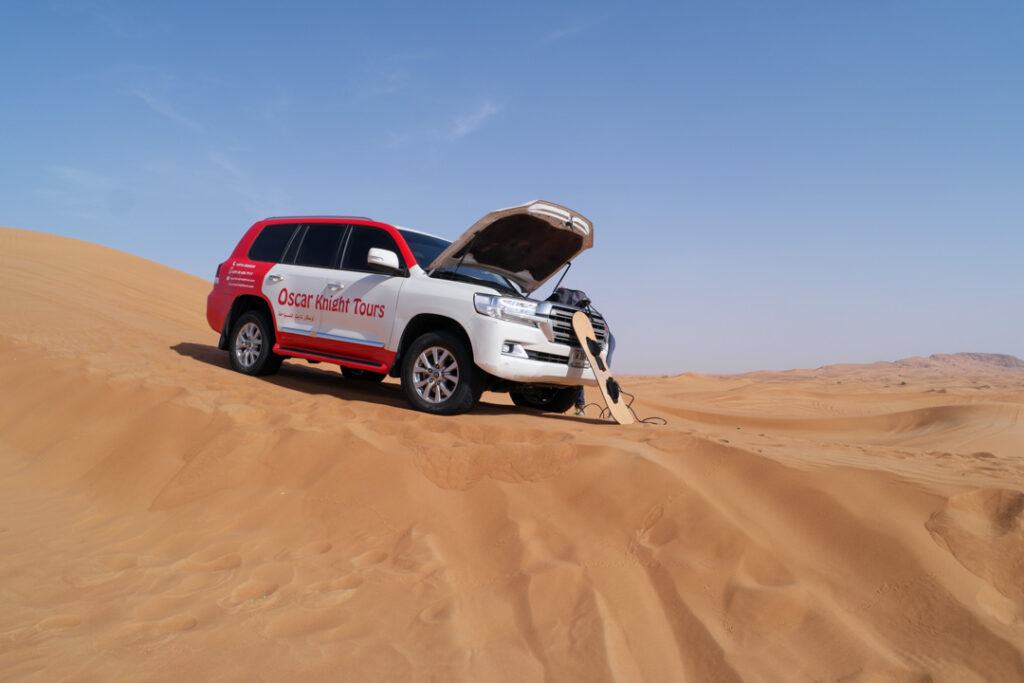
[474,294,540,327]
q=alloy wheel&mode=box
[412,346,460,404]
[235,321,262,369]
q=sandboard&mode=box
[571,311,635,425]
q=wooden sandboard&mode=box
[571,311,635,425]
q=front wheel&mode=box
[510,385,579,413]
[228,310,283,376]
[401,331,482,415]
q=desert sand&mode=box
[1,226,1022,682]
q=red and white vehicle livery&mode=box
[206,200,608,415]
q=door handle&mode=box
[267,274,283,283]
[327,282,344,291]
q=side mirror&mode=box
[367,247,401,272]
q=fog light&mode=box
[501,342,529,358]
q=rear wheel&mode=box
[510,385,579,413]
[228,310,283,376]
[401,331,482,415]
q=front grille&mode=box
[545,305,607,348]
[525,350,570,365]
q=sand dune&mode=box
[1,226,1022,681]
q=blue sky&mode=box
[2,1,1021,374]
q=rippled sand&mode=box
[1,227,1022,681]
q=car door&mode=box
[263,223,349,350]
[314,225,406,365]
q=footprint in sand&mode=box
[219,580,280,610]
[641,515,678,548]
[278,540,334,560]
[102,613,198,649]
[297,574,364,608]
[64,553,142,588]
[628,503,679,552]
[164,552,242,595]
[264,608,351,639]
[173,552,242,572]
[6,615,81,642]
[417,599,456,623]
[352,549,389,568]
[154,614,198,632]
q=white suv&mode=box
[206,200,607,415]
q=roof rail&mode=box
[263,215,375,221]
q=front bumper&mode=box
[470,317,601,386]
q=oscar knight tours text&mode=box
[277,288,386,318]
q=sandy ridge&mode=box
[1,227,1022,681]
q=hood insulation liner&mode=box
[453,214,584,286]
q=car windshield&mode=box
[399,229,520,295]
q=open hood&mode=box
[427,200,593,293]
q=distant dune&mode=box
[1,226,1022,681]
[822,351,1024,375]
[728,352,1024,387]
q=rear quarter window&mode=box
[248,224,299,262]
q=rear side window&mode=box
[342,226,405,273]
[294,224,347,268]
[248,224,299,262]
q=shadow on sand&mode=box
[170,342,606,424]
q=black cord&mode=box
[618,389,667,425]
[577,389,666,425]
[575,401,604,416]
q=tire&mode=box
[341,367,387,383]
[510,385,579,413]
[400,331,482,415]
[228,310,283,376]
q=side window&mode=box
[282,226,304,264]
[342,226,405,273]
[248,224,299,263]
[294,224,347,269]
